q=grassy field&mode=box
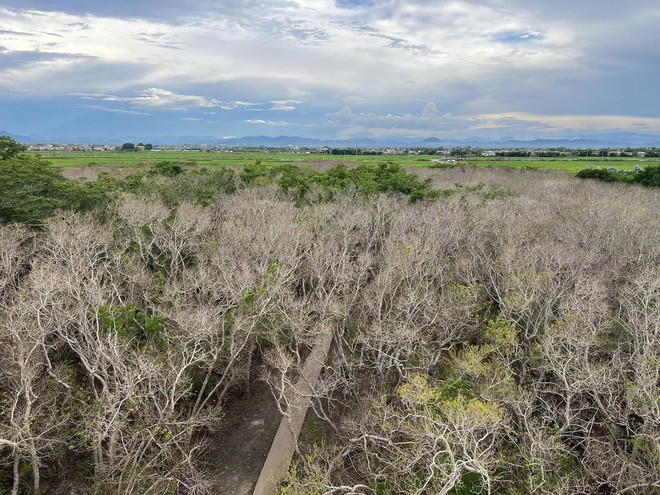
[31,150,659,173]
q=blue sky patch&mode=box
[336,0,376,9]
[493,30,544,44]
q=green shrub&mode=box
[634,165,660,187]
[0,156,115,225]
[576,168,622,182]
[240,160,271,184]
[277,162,439,203]
[148,161,184,177]
[98,304,165,347]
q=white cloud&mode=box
[1,2,660,138]
[128,88,218,108]
[0,3,581,100]
[477,112,660,134]
[421,102,437,118]
[73,88,221,110]
[270,99,303,111]
[245,119,290,126]
[219,100,260,110]
[326,105,660,138]
[84,104,151,115]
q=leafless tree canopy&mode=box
[0,167,658,494]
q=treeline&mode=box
[1,146,659,494]
[0,154,443,226]
[576,165,660,187]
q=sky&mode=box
[1,0,659,141]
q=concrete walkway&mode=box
[253,325,334,495]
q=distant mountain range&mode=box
[2,130,660,149]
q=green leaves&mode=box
[576,165,660,187]
[98,303,165,347]
[0,156,118,225]
[0,135,27,160]
[278,161,439,203]
[0,156,71,225]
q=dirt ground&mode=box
[208,380,282,494]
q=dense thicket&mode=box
[0,156,113,225]
[0,159,658,494]
[576,165,660,188]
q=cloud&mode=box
[180,117,202,121]
[325,105,660,139]
[477,112,660,134]
[219,101,260,110]
[2,2,660,139]
[128,88,218,108]
[336,1,376,9]
[72,88,219,110]
[270,99,303,111]
[492,30,545,44]
[85,104,151,115]
[422,102,438,118]
[245,119,290,126]
[0,29,34,36]
[327,104,466,131]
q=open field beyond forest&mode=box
[31,150,659,173]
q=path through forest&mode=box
[208,380,281,494]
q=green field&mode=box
[31,150,659,173]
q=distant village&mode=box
[26,142,660,159]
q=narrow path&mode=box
[253,325,334,495]
[208,380,281,495]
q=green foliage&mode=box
[0,135,27,160]
[429,161,458,169]
[148,161,183,177]
[576,168,626,182]
[483,319,517,348]
[480,186,515,200]
[0,156,70,224]
[447,471,486,494]
[240,160,271,184]
[635,165,660,187]
[181,167,237,204]
[98,304,165,346]
[437,377,476,401]
[277,162,439,202]
[121,165,237,207]
[0,156,115,225]
[576,166,660,188]
[301,416,323,445]
[525,453,580,492]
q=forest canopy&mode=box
[0,152,659,494]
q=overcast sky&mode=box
[1,0,659,140]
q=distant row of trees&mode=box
[119,142,153,151]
